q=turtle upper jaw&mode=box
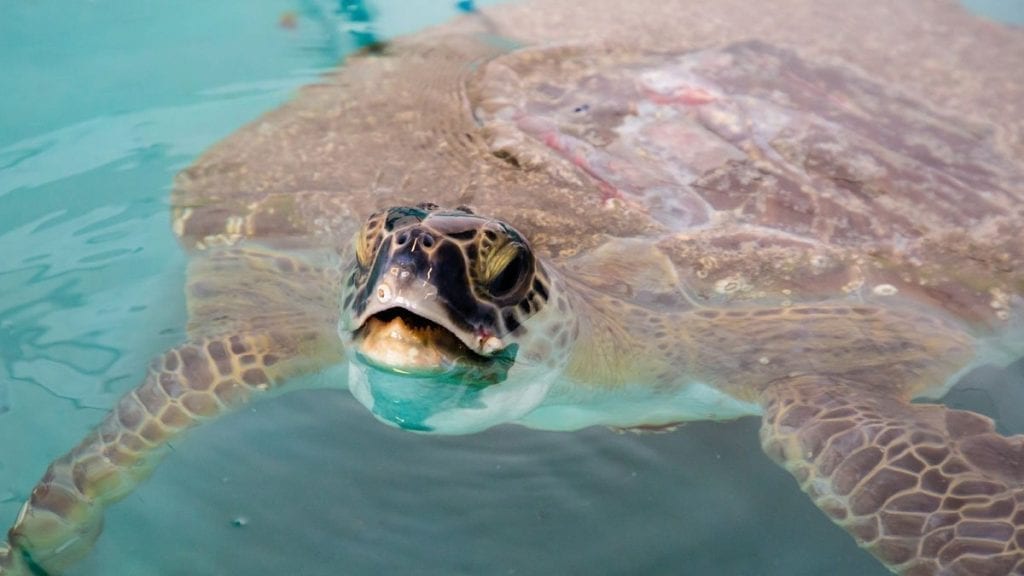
[352,308,484,375]
[349,300,510,379]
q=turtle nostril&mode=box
[395,231,410,246]
[421,233,435,248]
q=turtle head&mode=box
[339,204,574,433]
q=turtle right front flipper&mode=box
[0,329,341,575]
[0,246,345,575]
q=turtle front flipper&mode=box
[0,330,341,575]
[761,375,1024,575]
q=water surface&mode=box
[1,2,1022,575]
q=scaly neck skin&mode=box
[554,276,687,394]
[519,270,764,431]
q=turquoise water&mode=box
[963,0,1024,24]
[1,2,1023,575]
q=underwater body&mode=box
[2,1,1024,573]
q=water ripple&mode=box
[0,87,314,199]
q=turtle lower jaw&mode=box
[352,309,496,377]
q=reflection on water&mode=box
[962,0,1024,24]
[0,1,1022,576]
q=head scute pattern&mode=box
[344,205,551,340]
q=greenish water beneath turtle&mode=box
[1,2,1022,575]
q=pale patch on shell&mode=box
[695,255,718,279]
[714,276,748,295]
[842,278,865,293]
[989,288,1011,321]
[603,197,624,210]
[989,287,1009,310]
[872,284,898,296]
[809,254,832,268]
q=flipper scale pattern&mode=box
[762,376,1024,576]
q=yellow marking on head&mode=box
[355,230,373,268]
[479,240,521,285]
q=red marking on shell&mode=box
[642,86,717,106]
[676,87,717,105]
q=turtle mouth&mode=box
[352,308,511,380]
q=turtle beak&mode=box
[350,264,512,378]
[354,309,467,372]
[350,308,517,385]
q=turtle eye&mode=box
[482,242,527,298]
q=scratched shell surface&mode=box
[171,0,1024,333]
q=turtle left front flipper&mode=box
[761,375,1024,576]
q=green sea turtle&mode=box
[2,1,1024,574]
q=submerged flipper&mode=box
[761,376,1024,576]
[0,247,344,575]
[0,330,340,575]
